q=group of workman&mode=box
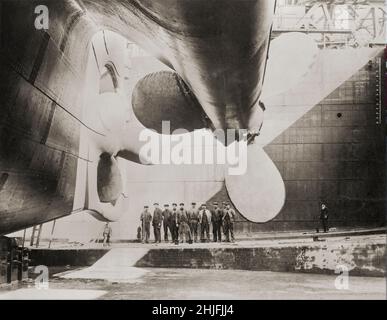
[140,202,236,244]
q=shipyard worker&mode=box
[320,203,329,233]
[178,203,187,226]
[222,203,235,242]
[199,203,211,242]
[187,202,200,242]
[136,226,142,242]
[221,201,227,238]
[162,204,171,242]
[178,206,193,244]
[140,205,152,243]
[152,202,163,243]
[211,202,223,242]
[102,222,112,247]
[170,203,179,244]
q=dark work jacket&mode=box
[171,210,179,226]
[187,208,199,222]
[178,210,188,224]
[152,208,163,226]
[320,207,329,220]
[211,208,223,223]
[140,211,152,225]
[223,209,236,223]
[162,209,171,224]
[200,209,211,225]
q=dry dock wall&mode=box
[134,243,386,277]
[30,242,386,277]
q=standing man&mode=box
[136,226,142,242]
[102,222,112,247]
[152,202,163,243]
[162,204,171,242]
[221,201,227,239]
[170,203,179,245]
[320,203,329,233]
[211,202,222,242]
[223,202,236,242]
[178,205,192,244]
[140,205,152,243]
[199,203,211,242]
[188,202,199,242]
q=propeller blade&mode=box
[262,32,318,98]
[225,143,285,222]
[97,153,123,203]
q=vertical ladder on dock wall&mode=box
[48,220,56,249]
[29,224,43,248]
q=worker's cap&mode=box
[191,202,196,205]
[202,203,207,206]
[164,204,169,207]
[153,202,159,205]
[172,203,177,206]
[213,201,218,205]
[179,202,184,206]
[144,205,149,208]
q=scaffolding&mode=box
[273,0,387,48]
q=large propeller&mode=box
[127,32,318,223]
[84,27,318,224]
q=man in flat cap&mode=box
[102,222,112,247]
[178,203,192,244]
[170,203,179,244]
[140,205,152,243]
[162,204,171,242]
[319,202,329,233]
[152,202,163,243]
[222,202,236,242]
[211,202,223,242]
[199,203,211,242]
[187,202,200,242]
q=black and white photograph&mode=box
[0,0,386,304]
